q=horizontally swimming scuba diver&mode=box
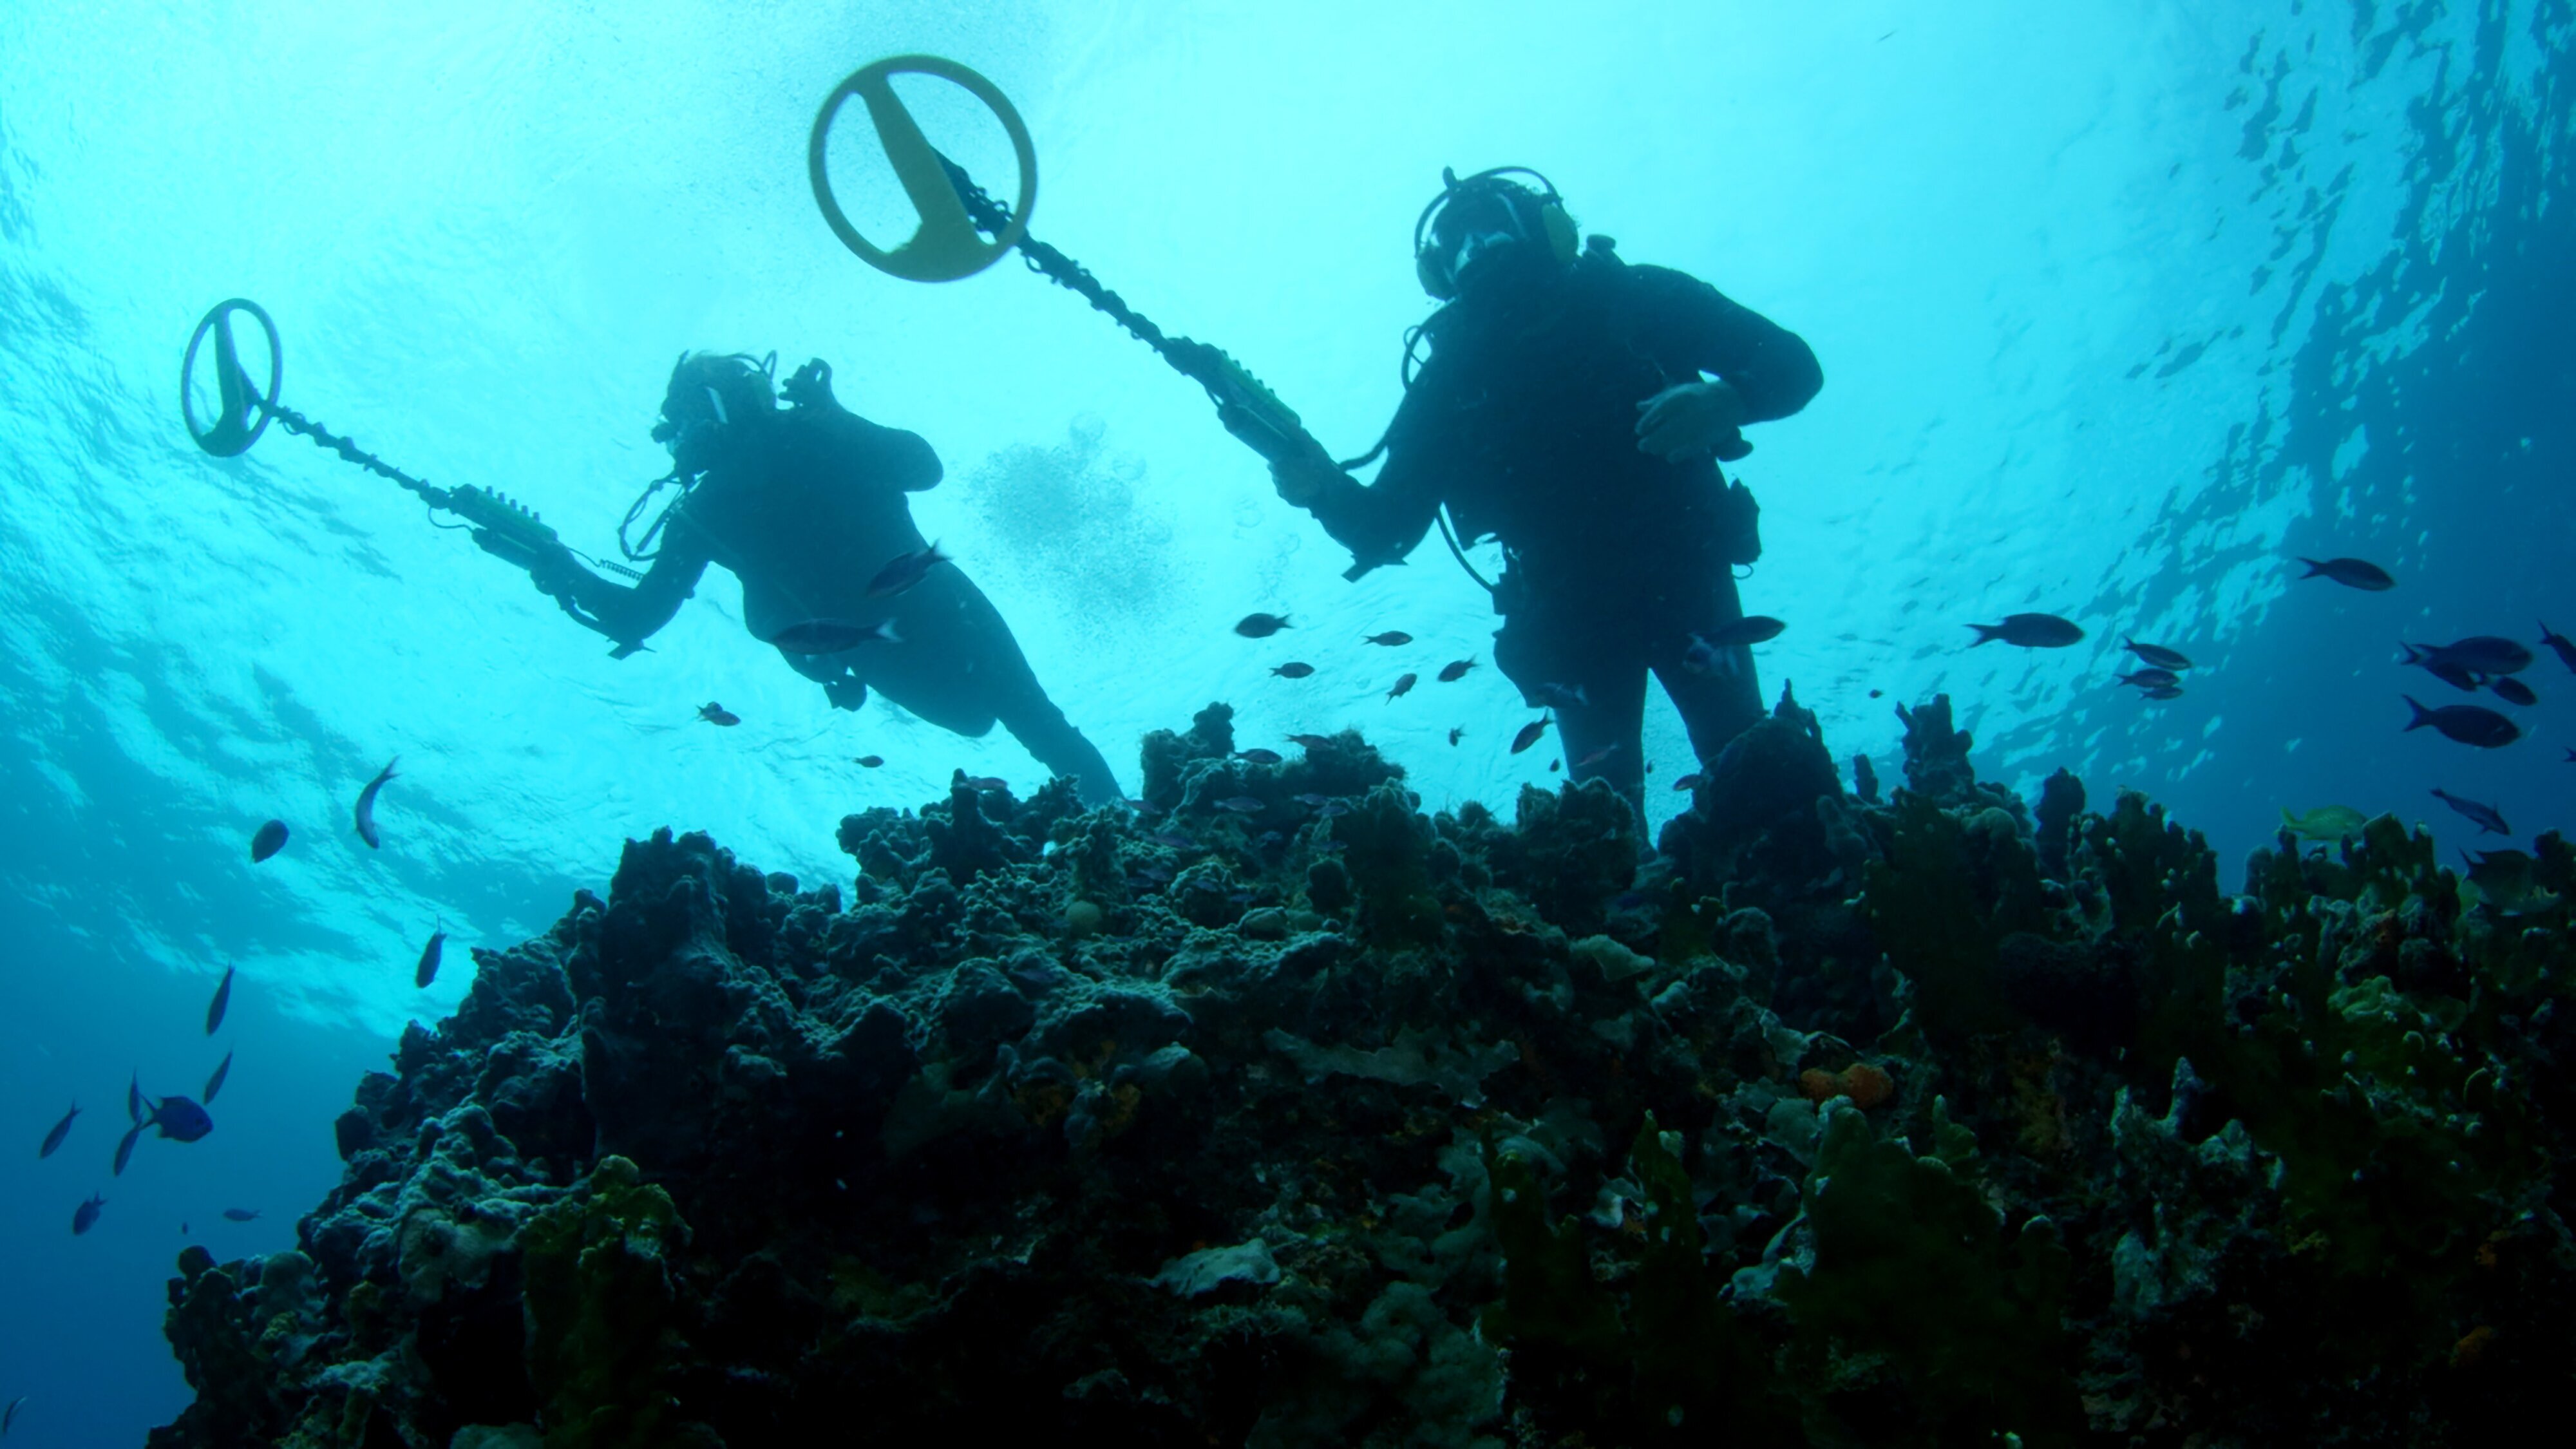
[1268,167,1823,826]
[529,351,1124,804]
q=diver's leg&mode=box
[931,575,1126,804]
[1494,605,1651,824]
[1651,571,1767,768]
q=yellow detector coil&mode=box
[808,55,1036,283]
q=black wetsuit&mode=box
[556,394,1124,804]
[1301,246,1821,819]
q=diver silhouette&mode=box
[1271,168,1822,827]
[535,352,1124,804]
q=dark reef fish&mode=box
[39,1103,77,1159]
[1362,630,1410,646]
[1214,797,1265,815]
[2539,621,2576,674]
[1285,733,1334,750]
[1236,748,1283,765]
[1447,727,1463,744]
[1271,662,1315,678]
[203,1051,232,1106]
[1701,614,1787,647]
[696,703,741,727]
[855,755,884,768]
[2401,646,2482,693]
[1386,673,1417,701]
[2412,636,2534,676]
[2492,676,2539,708]
[1234,612,1293,638]
[1530,681,1590,710]
[353,757,399,849]
[865,541,951,598]
[2403,697,2521,748]
[767,618,898,653]
[1680,633,1737,676]
[2139,685,2184,701]
[2116,668,2181,690]
[71,1194,103,1236]
[1967,613,2084,648]
[2430,788,2510,836]
[205,965,234,1036]
[115,1077,213,1176]
[221,1208,260,1222]
[1510,716,1551,754]
[1572,744,1619,770]
[415,928,447,990]
[2298,556,2395,590]
[1437,658,1477,682]
[250,819,289,863]
[2123,638,2193,670]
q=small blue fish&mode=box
[2298,556,2396,591]
[1236,748,1283,765]
[1967,613,2085,648]
[115,1077,214,1176]
[354,756,399,849]
[39,1102,77,1159]
[2539,621,2576,674]
[2123,638,2193,670]
[416,928,447,989]
[2490,676,2539,708]
[1215,796,1266,814]
[71,1195,104,1236]
[220,1208,261,1223]
[203,1051,233,1105]
[250,819,289,863]
[865,541,951,599]
[205,965,234,1036]
[768,618,900,654]
[2403,697,2521,748]
[2430,788,2510,837]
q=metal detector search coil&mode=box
[808,55,1037,282]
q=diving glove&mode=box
[782,358,840,412]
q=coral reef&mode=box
[153,696,2576,1446]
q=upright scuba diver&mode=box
[531,352,1125,804]
[1269,167,1822,826]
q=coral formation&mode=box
[151,696,2576,1445]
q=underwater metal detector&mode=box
[807,55,1343,477]
[180,298,635,636]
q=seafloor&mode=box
[147,694,2576,1447]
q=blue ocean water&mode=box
[1,1,2566,1441]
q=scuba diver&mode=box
[530,352,1125,804]
[1269,167,1822,827]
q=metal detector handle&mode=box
[181,299,283,458]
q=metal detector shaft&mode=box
[931,155,1340,474]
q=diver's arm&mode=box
[1636,264,1824,422]
[859,419,943,492]
[532,524,712,651]
[1274,444,1443,578]
[786,360,945,492]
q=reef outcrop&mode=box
[153,696,2576,1446]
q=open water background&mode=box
[1,3,2568,1441]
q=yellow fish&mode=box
[2280,804,2369,841]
